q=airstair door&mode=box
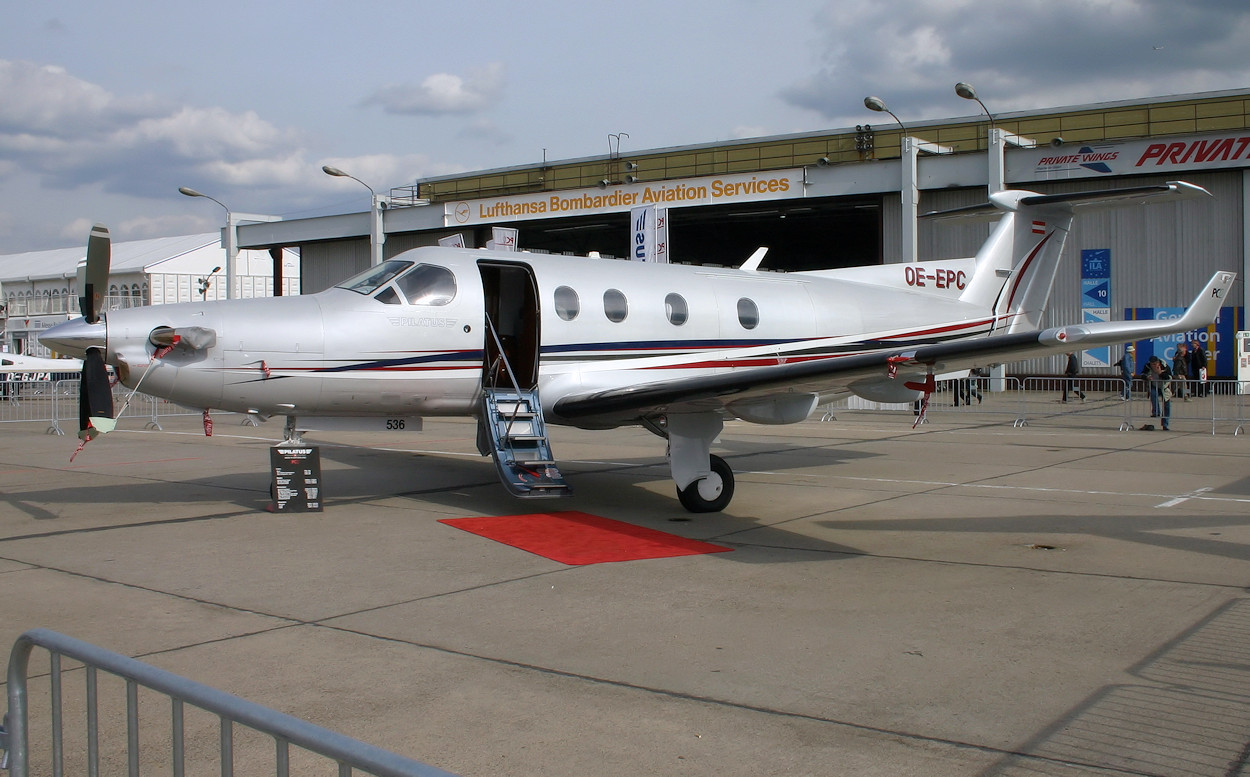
[476,261,570,498]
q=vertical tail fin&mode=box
[989,193,1076,334]
[936,191,1075,331]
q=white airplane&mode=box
[42,184,1235,511]
[0,353,84,381]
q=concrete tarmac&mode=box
[2,410,1249,776]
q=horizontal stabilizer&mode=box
[924,181,1211,221]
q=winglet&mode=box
[1177,270,1237,328]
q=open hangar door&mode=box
[664,196,881,271]
[491,196,883,272]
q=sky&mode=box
[2,0,1248,253]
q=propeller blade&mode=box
[79,348,114,440]
[80,223,111,324]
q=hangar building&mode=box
[197,89,1250,375]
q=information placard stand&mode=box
[269,444,323,512]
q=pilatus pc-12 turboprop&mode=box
[43,183,1235,512]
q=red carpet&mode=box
[439,511,732,565]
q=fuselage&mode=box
[43,246,992,424]
[0,353,83,381]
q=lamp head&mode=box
[179,187,204,198]
[322,165,348,177]
[955,82,978,101]
[864,96,888,113]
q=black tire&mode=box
[676,454,735,513]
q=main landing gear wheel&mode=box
[676,454,734,513]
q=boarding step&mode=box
[479,387,571,499]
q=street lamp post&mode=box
[955,82,1035,194]
[952,83,1038,394]
[323,166,388,266]
[863,96,953,263]
[178,188,282,300]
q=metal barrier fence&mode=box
[1,377,204,435]
[823,377,1250,435]
[2,628,456,777]
[5,374,1249,436]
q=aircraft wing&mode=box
[550,270,1235,427]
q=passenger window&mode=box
[737,297,759,330]
[398,264,457,306]
[665,293,688,326]
[554,286,580,321]
[603,289,628,323]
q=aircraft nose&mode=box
[40,317,106,359]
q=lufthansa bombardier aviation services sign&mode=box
[446,169,805,227]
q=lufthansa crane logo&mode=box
[454,202,471,223]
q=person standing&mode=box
[955,369,983,406]
[1148,357,1173,430]
[1172,342,1189,400]
[1189,338,1208,397]
[1114,344,1135,400]
[1062,352,1085,402]
[1142,357,1161,417]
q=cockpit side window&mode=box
[397,264,457,306]
[336,260,414,295]
[374,286,401,305]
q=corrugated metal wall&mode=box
[300,239,371,294]
[905,171,1244,375]
[300,233,455,294]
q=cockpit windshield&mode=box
[336,260,414,295]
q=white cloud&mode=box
[59,217,101,243]
[123,107,297,160]
[0,58,307,202]
[117,213,216,240]
[364,63,505,116]
[782,0,1250,123]
[316,153,455,190]
[0,60,163,138]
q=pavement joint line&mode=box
[0,554,305,625]
[1,551,577,634]
[703,539,1250,592]
[0,509,262,544]
[315,622,1173,777]
[823,476,1250,506]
